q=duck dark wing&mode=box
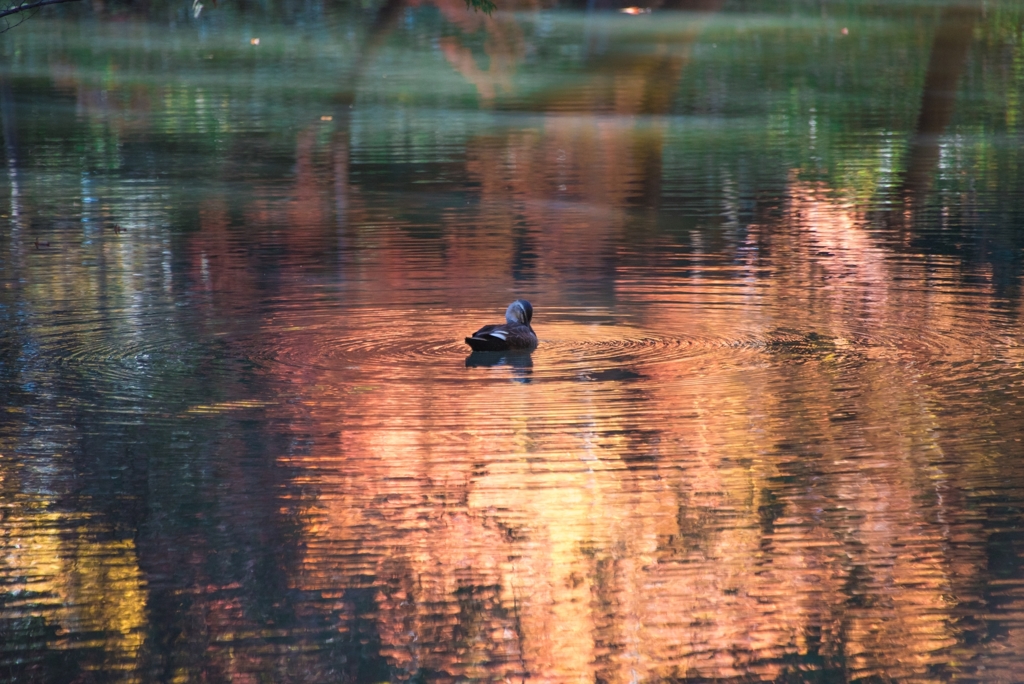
[505,325,538,350]
[465,324,512,351]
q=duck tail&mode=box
[465,336,509,352]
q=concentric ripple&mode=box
[19,313,257,414]
[25,300,1021,403]
[258,309,758,384]
[244,301,1024,389]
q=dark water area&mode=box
[3,1,1024,681]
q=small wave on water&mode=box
[32,301,1013,393]
[12,308,263,420]
[15,297,1022,435]
[256,308,767,384]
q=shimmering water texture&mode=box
[3,1,1024,682]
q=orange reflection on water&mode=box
[163,44,1012,672]
[175,153,1013,680]
[6,4,1024,681]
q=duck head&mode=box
[505,299,534,326]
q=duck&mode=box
[464,300,538,352]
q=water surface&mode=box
[3,1,1024,681]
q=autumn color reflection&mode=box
[164,7,1023,677]
[188,173,1014,680]
[5,2,1024,681]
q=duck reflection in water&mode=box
[464,299,538,351]
[464,300,537,382]
[465,349,533,382]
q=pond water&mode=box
[2,1,1024,681]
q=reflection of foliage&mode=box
[464,0,496,13]
[0,604,88,681]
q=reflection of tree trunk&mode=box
[632,127,662,209]
[1,76,17,208]
[660,0,724,10]
[629,46,708,208]
[900,5,980,204]
[627,0,724,207]
[331,0,406,235]
[0,76,23,250]
[335,0,407,107]
[1,78,16,165]
[0,78,23,401]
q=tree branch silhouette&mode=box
[0,0,82,22]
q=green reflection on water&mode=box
[2,1,1024,682]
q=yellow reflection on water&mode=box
[1,506,148,675]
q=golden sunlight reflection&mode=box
[0,505,148,673]
[178,174,1013,679]
[5,4,1024,681]
[137,14,1020,670]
